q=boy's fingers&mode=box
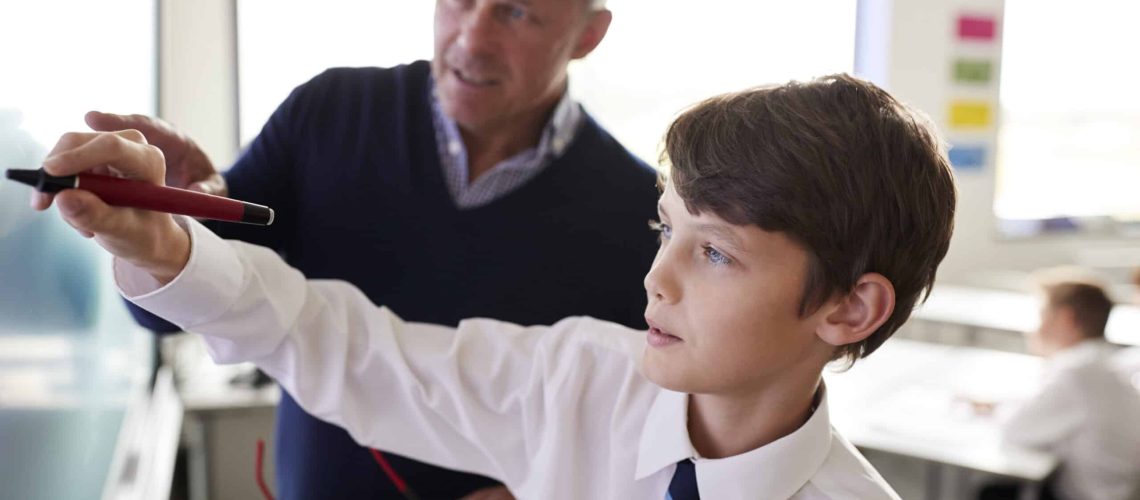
[45,131,96,159]
[55,189,115,236]
[43,131,162,182]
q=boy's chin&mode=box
[640,352,698,394]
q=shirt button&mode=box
[448,140,462,156]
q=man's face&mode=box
[433,0,601,131]
[642,183,835,396]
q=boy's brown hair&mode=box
[1041,280,1114,339]
[662,74,957,362]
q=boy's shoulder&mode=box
[792,429,902,500]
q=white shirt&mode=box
[118,218,900,500]
[1002,340,1140,500]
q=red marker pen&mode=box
[6,168,274,226]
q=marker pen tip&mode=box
[5,169,40,187]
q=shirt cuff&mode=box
[115,216,245,329]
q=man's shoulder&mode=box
[300,61,431,97]
[568,114,659,194]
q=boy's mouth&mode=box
[645,319,683,348]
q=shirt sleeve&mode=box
[119,72,327,334]
[999,369,1084,450]
[115,217,635,485]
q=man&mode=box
[81,0,658,497]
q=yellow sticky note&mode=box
[948,101,992,128]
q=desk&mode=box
[826,339,1057,499]
[164,334,279,500]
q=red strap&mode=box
[370,448,412,494]
[256,439,275,500]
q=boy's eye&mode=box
[703,244,731,266]
[648,220,671,243]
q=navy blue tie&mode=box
[667,459,699,500]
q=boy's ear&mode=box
[816,273,896,348]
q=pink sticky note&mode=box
[958,15,996,41]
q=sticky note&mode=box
[948,101,993,128]
[957,15,997,41]
[953,59,993,84]
[948,144,986,170]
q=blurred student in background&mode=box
[981,274,1140,500]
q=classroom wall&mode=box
[158,0,239,168]
[859,0,1140,289]
[162,0,1140,288]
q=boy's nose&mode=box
[643,257,679,305]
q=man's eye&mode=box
[495,4,528,22]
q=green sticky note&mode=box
[954,59,993,83]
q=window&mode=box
[236,1,435,144]
[0,1,157,149]
[0,1,157,498]
[236,0,856,163]
[996,0,1140,236]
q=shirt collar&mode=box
[1048,339,1113,371]
[635,385,833,500]
[428,76,582,167]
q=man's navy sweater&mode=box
[130,60,660,498]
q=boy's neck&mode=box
[686,371,823,459]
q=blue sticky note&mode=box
[948,145,986,170]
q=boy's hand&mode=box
[31,129,190,284]
[85,111,228,197]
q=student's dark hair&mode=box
[1042,281,1114,339]
[662,73,957,362]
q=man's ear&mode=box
[816,273,896,348]
[571,9,612,59]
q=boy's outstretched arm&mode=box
[119,218,567,483]
[33,131,643,489]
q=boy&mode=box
[35,74,956,498]
[984,276,1140,500]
